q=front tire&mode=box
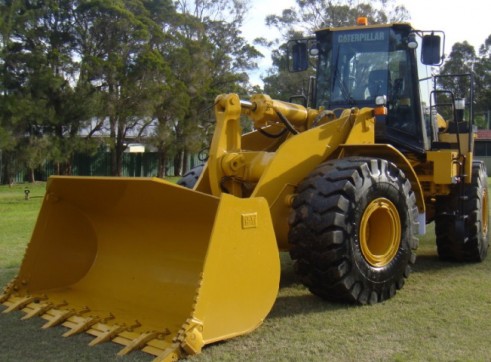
[289,157,419,304]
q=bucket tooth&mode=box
[42,306,89,329]
[175,318,204,356]
[21,301,67,320]
[42,310,76,329]
[62,314,113,337]
[153,342,182,362]
[137,334,175,357]
[2,296,39,313]
[22,303,51,320]
[88,324,128,346]
[0,280,16,303]
[117,331,161,356]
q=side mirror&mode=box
[421,34,443,65]
[288,41,309,72]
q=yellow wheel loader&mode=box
[1,19,489,361]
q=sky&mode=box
[242,0,490,86]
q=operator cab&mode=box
[290,23,444,154]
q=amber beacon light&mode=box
[357,16,368,26]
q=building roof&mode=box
[476,129,491,140]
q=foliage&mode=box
[438,42,476,98]
[160,0,261,175]
[1,0,491,182]
[74,0,173,175]
[266,0,409,38]
[475,35,491,127]
[437,39,491,128]
[0,0,262,181]
[0,0,102,180]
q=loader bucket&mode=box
[1,176,280,360]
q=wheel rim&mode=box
[482,189,489,237]
[360,198,401,267]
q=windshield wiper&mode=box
[330,47,357,107]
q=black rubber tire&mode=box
[435,161,489,262]
[177,165,204,189]
[288,157,419,305]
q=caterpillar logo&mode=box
[242,213,258,229]
[337,31,385,43]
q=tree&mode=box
[475,35,491,128]
[439,41,476,98]
[0,0,102,181]
[266,0,408,37]
[76,0,172,176]
[0,0,264,181]
[435,41,485,127]
[0,0,61,182]
[261,39,312,101]
[153,0,262,176]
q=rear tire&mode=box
[435,161,489,262]
[177,165,204,189]
[288,157,419,304]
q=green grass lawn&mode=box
[1,180,490,361]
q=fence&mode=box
[3,151,201,184]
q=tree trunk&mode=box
[157,149,166,178]
[116,140,124,176]
[182,149,189,175]
[65,160,72,175]
[173,151,182,176]
[109,116,121,176]
[3,152,16,186]
[110,146,124,177]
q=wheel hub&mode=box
[482,189,488,237]
[360,198,401,267]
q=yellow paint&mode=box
[2,177,279,357]
[426,150,459,184]
[1,92,479,360]
[359,198,401,267]
[438,132,471,154]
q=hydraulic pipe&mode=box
[241,94,318,129]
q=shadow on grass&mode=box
[272,254,358,319]
[278,264,298,289]
[269,293,352,320]
[412,253,478,274]
[273,248,482,320]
